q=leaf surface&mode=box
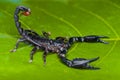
[0,0,120,80]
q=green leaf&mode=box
[0,0,120,80]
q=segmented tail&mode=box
[14,6,30,35]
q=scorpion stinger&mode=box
[11,6,109,70]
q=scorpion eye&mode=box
[22,11,31,16]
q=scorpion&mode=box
[11,6,109,69]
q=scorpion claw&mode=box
[70,57,99,69]
[98,36,109,38]
[88,57,99,63]
[83,35,109,44]
[97,36,109,44]
[85,65,100,70]
[99,40,109,44]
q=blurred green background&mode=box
[0,0,120,80]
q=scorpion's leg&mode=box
[10,38,26,52]
[69,35,109,44]
[42,31,51,38]
[43,49,49,65]
[59,51,99,69]
[29,47,38,63]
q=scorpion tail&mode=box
[14,6,31,35]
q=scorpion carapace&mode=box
[11,6,109,69]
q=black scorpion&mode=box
[11,6,109,69]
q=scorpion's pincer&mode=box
[71,57,100,69]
